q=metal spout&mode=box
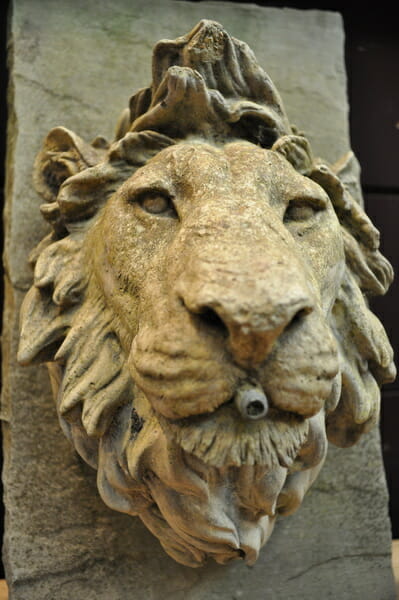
[234,381,269,420]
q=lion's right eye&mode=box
[133,191,178,218]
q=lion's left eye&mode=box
[135,192,178,218]
[283,198,325,223]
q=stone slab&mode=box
[3,1,396,599]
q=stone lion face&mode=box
[96,139,343,437]
[77,140,343,564]
[18,20,395,568]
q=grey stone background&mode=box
[3,1,396,598]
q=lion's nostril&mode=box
[197,307,229,335]
[287,307,312,330]
[178,294,230,336]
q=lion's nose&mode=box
[180,291,314,368]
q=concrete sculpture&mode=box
[18,21,395,567]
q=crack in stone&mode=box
[287,552,390,581]
[14,72,101,113]
[11,556,110,588]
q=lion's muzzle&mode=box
[175,233,316,371]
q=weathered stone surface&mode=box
[3,1,396,599]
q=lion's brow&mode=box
[167,144,230,181]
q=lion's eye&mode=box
[283,198,325,224]
[135,191,178,218]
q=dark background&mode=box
[0,0,398,579]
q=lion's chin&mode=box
[127,424,283,567]
[139,490,277,568]
[121,405,327,567]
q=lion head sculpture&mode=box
[18,21,395,568]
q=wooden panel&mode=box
[381,392,399,538]
[347,28,399,190]
[365,193,399,391]
[393,540,399,596]
[365,193,399,535]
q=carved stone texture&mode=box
[4,1,396,599]
[18,14,396,565]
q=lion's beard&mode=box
[159,402,310,469]
[110,399,327,568]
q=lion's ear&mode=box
[331,151,363,206]
[271,135,313,175]
[33,126,108,202]
[326,270,396,447]
[108,130,175,165]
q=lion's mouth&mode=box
[157,398,311,470]
[130,324,335,472]
[129,307,340,423]
[131,357,333,471]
